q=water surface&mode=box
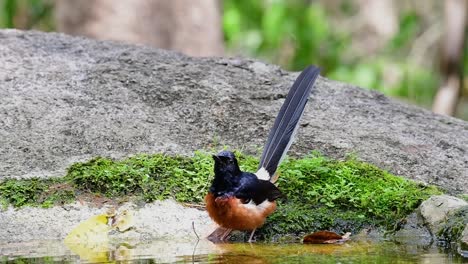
[1,239,465,263]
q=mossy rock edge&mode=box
[0,151,441,239]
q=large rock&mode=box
[0,29,467,194]
[419,195,468,234]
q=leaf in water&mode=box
[64,214,111,244]
[303,231,351,244]
[64,211,114,262]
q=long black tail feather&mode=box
[257,65,320,179]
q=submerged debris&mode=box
[303,231,351,244]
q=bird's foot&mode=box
[207,227,232,243]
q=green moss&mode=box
[0,151,440,235]
[258,153,440,238]
[0,178,75,208]
[66,152,212,203]
[260,203,369,240]
[280,154,439,219]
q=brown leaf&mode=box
[303,231,351,244]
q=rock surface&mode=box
[0,199,212,243]
[419,195,468,234]
[1,29,467,194]
[392,212,433,246]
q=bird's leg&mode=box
[248,229,256,243]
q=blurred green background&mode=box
[1,0,467,120]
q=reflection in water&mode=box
[0,239,466,263]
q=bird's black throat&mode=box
[210,151,242,197]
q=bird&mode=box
[205,65,321,242]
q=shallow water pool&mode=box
[1,239,466,263]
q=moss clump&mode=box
[0,151,440,235]
[66,153,212,203]
[258,153,441,238]
[260,203,369,240]
[0,179,75,208]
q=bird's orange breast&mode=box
[205,193,277,230]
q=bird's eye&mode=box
[240,198,251,204]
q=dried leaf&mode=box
[112,209,134,232]
[303,231,351,244]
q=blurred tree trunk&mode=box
[358,0,398,39]
[354,0,398,54]
[433,0,467,116]
[55,0,224,57]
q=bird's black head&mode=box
[212,151,241,176]
[210,151,242,196]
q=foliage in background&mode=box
[223,0,347,74]
[223,1,441,107]
[0,0,54,30]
